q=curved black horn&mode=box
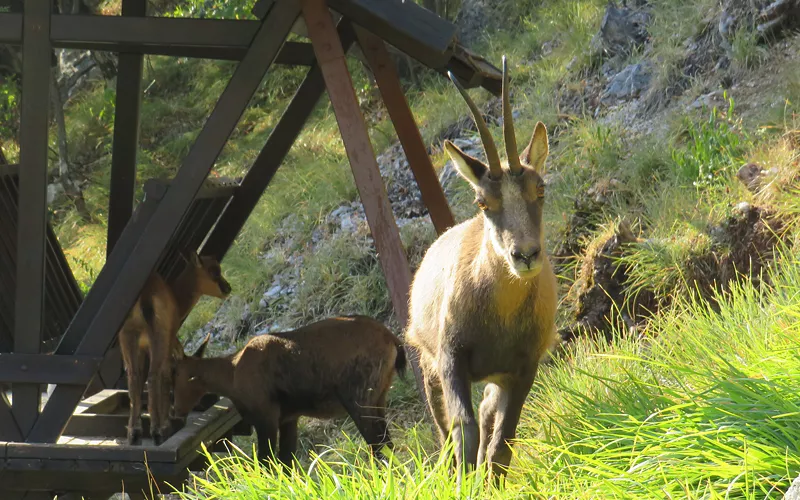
[447,71,503,179]
[502,56,522,175]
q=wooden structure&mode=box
[0,0,501,497]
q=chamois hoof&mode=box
[127,427,142,446]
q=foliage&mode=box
[671,94,749,190]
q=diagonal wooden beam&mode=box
[202,21,356,261]
[355,26,454,236]
[14,0,52,438]
[302,0,412,325]
[27,0,301,444]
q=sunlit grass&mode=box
[171,245,800,499]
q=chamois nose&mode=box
[511,246,541,266]
[219,280,232,295]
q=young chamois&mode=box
[405,56,558,481]
[172,315,406,465]
[118,251,231,445]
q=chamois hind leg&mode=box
[439,351,478,481]
[477,383,502,468]
[277,418,299,468]
[120,330,146,445]
[337,390,392,463]
[486,366,537,480]
[419,355,448,445]
[147,328,173,445]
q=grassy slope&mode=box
[175,244,800,499]
[8,0,799,497]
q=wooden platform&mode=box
[0,389,246,498]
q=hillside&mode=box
[3,0,800,498]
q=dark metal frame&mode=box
[0,0,501,496]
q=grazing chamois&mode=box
[172,315,406,465]
[405,56,558,481]
[118,251,231,445]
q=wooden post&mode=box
[355,27,455,236]
[107,0,145,255]
[14,0,52,438]
[301,0,432,409]
[302,0,412,325]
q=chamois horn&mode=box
[502,56,522,175]
[447,71,503,179]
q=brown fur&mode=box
[119,251,231,445]
[172,315,407,466]
[405,59,558,482]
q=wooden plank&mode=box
[356,27,454,235]
[0,355,100,385]
[2,13,316,63]
[14,0,51,438]
[0,393,21,442]
[302,0,412,326]
[202,21,355,260]
[7,440,176,462]
[28,0,301,444]
[327,0,455,67]
[107,0,146,256]
[63,413,186,439]
[0,12,21,43]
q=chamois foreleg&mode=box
[485,367,537,479]
[277,418,299,468]
[248,402,279,464]
[120,330,146,445]
[147,328,173,445]
[477,383,502,467]
[439,351,478,479]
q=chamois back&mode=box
[173,315,405,465]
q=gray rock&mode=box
[46,182,65,205]
[602,62,653,102]
[590,1,651,58]
[783,473,800,500]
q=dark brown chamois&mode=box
[118,250,231,445]
[405,56,558,482]
[173,315,406,465]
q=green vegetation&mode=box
[3,0,800,497]
[170,244,800,499]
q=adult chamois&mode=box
[118,250,231,445]
[172,315,406,466]
[405,56,558,481]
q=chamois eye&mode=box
[537,184,545,199]
[476,200,488,211]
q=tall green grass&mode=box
[169,245,800,499]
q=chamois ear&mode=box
[520,121,549,174]
[193,333,210,358]
[444,140,489,187]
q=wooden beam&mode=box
[202,22,355,260]
[107,0,145,256]
[0,13,315,64]
[0,355,101,385]
[302,0,412,326]
[327,0,455,67]
[355,27,454,235]
[103,0,145,400]
[14,0,51,438]
[28,0,301,444]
